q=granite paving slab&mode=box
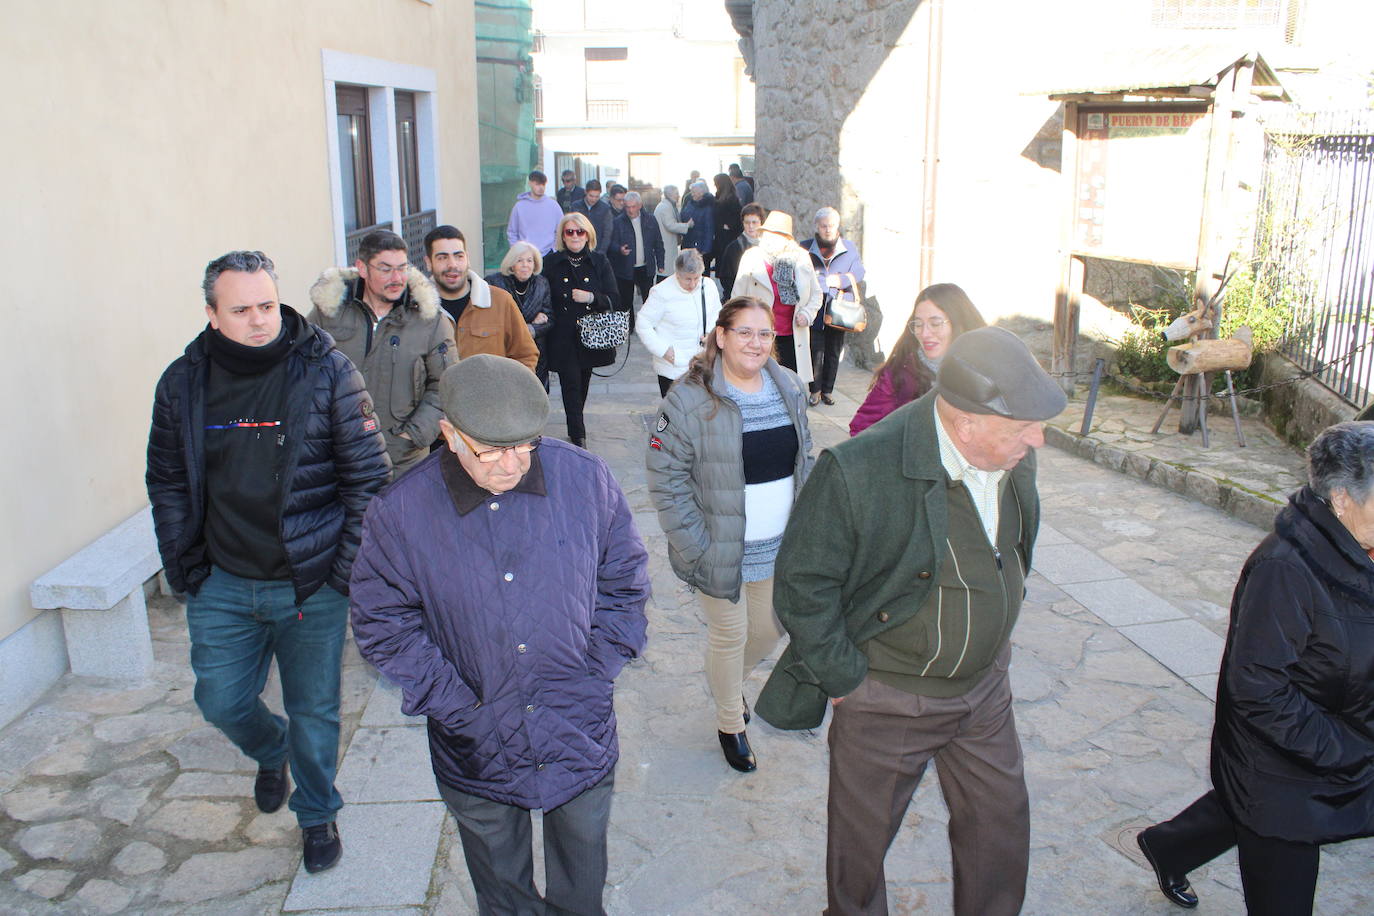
[281,802,446,911]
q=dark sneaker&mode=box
[254,761,289,813]
[302,821,342,873]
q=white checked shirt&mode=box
[934,404,1005,544]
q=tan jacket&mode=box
[307,266,456,477]
[446,271,539,370]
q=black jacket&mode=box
[608,211,665,280]
[542,249,623,370]
[1211,485,1374,844]
[710,194,742,263]
[146,306,390,605]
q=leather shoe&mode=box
[1137,830,1197,908]
[807,392,822,407]
[718,730,756,773]
[821,393,836,405]
[303,821,343,873]
[254,760,288,814]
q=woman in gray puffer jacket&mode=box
[645,296,814,774]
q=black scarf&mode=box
[205,310,296,375]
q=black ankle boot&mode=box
[718,730,756,773]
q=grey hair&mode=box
[499,240,543,276]
[624,191,641,205]
[203,250,277,308]
[663,184,679,198]
[675,249,704,275]
[815,206,840,225]
[1307,421,1374,503]
[690,180,709,193]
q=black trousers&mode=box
[554,365,594,445]
[775,334,799,373]
[1142,789,1320,915]
[617,266,654,331]
[438,771,615,916]
[810,324,847,394]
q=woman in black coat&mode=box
[485,240,553,390]
[1136,421,1374,914]
[709,173,741,279]
[542,211,624,448]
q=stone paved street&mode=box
[2,337,1371,914]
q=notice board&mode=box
[1075,108,1209,268]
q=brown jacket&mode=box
[444,271,539,369]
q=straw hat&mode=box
[760,210,794,240]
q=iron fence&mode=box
[1254,110,1374,411]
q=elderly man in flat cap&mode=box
[349,354,650,915]
[757,326,1066,916]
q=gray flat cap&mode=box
[936,327,1067,421]
[439,355,550,447]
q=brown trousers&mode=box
[825,648,1029,915]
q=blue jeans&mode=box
[186,566,347,827]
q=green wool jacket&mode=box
[755,391,1041,730]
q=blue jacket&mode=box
[807,237,866,331]
[680,193,715,257]
[608,210,665,280]
[146,307,390,605]
[349,441,651,809]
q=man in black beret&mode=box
[757,326,1066,915]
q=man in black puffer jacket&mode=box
[146,250,389,875]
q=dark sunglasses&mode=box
[563,227,587,237]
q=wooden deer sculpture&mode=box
[1151,268,1251,447]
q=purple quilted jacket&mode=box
[349,440,650,809]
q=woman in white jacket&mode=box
[636,249,722,396]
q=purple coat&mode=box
[349,440,650,809]
[849,365,931,437]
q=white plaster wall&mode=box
[0,0,481,657]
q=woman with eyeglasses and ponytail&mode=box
[645,296,814,774]
[543,211,623,448]
[848,283,986,437]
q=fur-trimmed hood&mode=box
[309,266,440,321]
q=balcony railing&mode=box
[402,209,438,268]
[345,211,436,269]
[586,100,628,122]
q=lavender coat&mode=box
[350,440,650,809]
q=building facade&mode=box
[531,0,754,201]
[736,0,1374,361]
[0,0,483,727]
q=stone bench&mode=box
[30,507,161,679]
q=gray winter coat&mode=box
[645,358,814,601]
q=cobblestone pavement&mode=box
[2,337,1370,915]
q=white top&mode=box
[635,273,723,380]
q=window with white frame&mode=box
[322,50,440,265]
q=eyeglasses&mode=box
[909,317,949,333]
[454,427,541,463]
[724,327,776,343]
[367,261,409,277]
[563,227,587,237]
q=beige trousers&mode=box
[697,578,785,733]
